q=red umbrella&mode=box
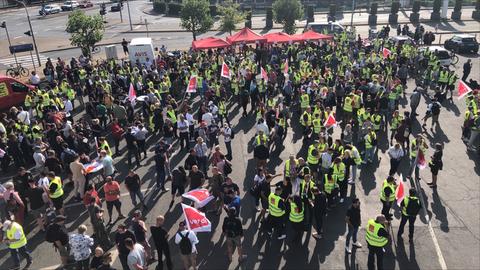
[226,27,267,44]
[192,37,231,50]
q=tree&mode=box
[180,0,214,40]
[218,0,245,35]
[273,0,303,34]
[66,10,104,57]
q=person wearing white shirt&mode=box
[221,123,233,160]
[29,71,40,86]
[255,118,269,136]
[388,143,404,176]
[175,221,199,270]
[185,110,195,140]
[177,114,190,150]
[16,107,30,126]
[320,149,333,180]
[33,147,45,172]
[133,124,148,159]
[201,112,214,127]
[63,98,73,118]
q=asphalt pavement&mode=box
[0,50,477,270]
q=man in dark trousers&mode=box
[311,187,327,240]
[365,215,390,270]
[114,224,136,270]
[397,188,422,241]
[462,59,472,82]
[151,215,172,270]
[345,198,362,254]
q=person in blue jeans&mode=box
[345,198,362,254]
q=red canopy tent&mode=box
[192,37,231,50]
[293,30,333,41]
[263,32,298,44]
[226,27,267,44]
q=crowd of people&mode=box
[0,23,479,270]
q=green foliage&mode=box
[433,0,441,13]
[218,0,244,34]
[273,0,303,34]
[266,7,273,28]
[412,1,421,13]
[370,3,378,15]
[65,10,104,56]
[168,2,183,16]
[391,1,400,14]
[153,0,167,13]
[180,0,213,40]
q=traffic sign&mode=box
[9,43,34,54]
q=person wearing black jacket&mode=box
[151,215,172,270]
[46,216,70,268]
[114,224,136,270]
[345,198,362,253]
[222,207,246,262]
[125,127,141,167]
[312,187,327,240]
[427,143,443,188]
[397,189,422,241]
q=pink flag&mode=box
[324,113,337,128]
[181,203,212,233]
[128,83,137,103]
[458,80,472,100]
[283,59,289,75]
[417,149,427,170]
[261,67,268,82]
[395,180,405,206]
[383,48,391,58]
[186,76,197,93]
[221,62,231,79]
[182,189,214,208]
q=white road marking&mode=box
[415,179,448,270]
[134,25,141,30]
[13,36,22,39]
[0,54,49,68]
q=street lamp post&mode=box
[15,0,41,67]
[126,0,132,31]
[1,21,19,67]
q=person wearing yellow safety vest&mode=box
[300,107,312,137]
[266,186,286,240]
[312,113,322,139]
[343,93,354,123]
[389,110,403,144]
[253,130,269,169]
[287,195,304,242]
[218,98,229,125]
[331,157,347,203]
[284,155,299,179]
[47,171,65,215]
[446,70,458,100]
[98,136,113,157]
[408,135,428,181]
[300,90,310,112]
[307,142,320,179]
[324,173,338,209]
[437,67,449,91]
[166,105,177,136]
[380,176,397,220]
[365,215,389,270]
[397,188,421,241]
[363,128,377,164]
[1,220,33,269]
[276,111,288,140]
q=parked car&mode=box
[0,76,35,111]
[304,22,344,35]
[419,46,453,66]
[110,3,122,12]
[39,4,62,15]
[388,35,415,46]
[444,34,479,54]
[61,1,79,11]
[78,0,93,8]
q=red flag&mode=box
[283,59,289,75]
[458,80,472,100]
[181,203,212,233]
[395,180,405,206]
[221,62,231,79]
[416,149,427,170]
[324,113,337,128]
[383,48,391,58]
[182,188,214,208]
[128,83,137,106]
[84,161,103,174]
[261,67,268,82]
[186,76,197,93]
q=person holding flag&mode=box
[397,188,421,241]
[379,176,397,221]
[408,135,429,181]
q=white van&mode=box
[419,46,452,66]
[128,38,155,66]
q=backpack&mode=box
[62,148,77,164]
[406,198,421,216]
[431,102,440,115]
[224,162,232,174]
[229,129,235,139]
[178,232,192,255]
